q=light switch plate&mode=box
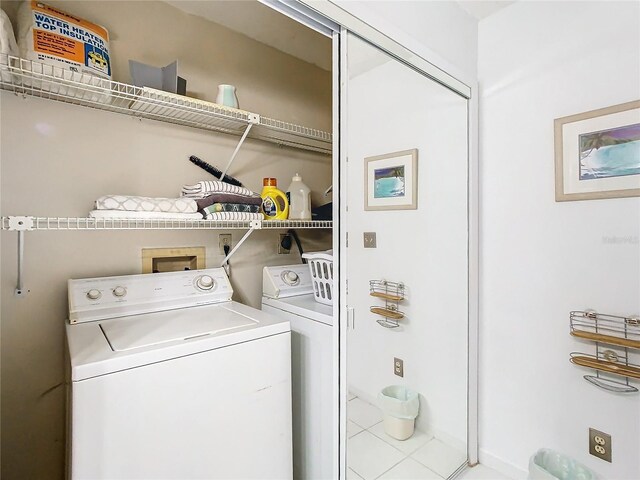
[363,232,377,248]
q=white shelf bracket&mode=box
[7,217,33,297]
[220,220,263,267]
[219,114,260,183]
[15,230,28,297]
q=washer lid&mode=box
[101,307,257,351]
[67,301,290,381]
[262,294,334,326]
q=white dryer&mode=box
[262,264,335,480]
[66,268,292,480]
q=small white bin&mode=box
[378,385,420,441]
[302,250,333,305]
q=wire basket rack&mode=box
[369,280,405,328]
[569,310,640,393]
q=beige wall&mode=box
[0,2,332,478]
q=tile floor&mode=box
[347,395,511,480]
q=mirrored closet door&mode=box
[342,32,470,480]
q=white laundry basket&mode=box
[302,250,333,305]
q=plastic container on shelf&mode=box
[528,449,595,480]
[377,385,420,441]
[260,178,289,220]
[302,250,333,305]
[286,173,311,220]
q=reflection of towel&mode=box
[202,203,261,216]
[182,181,257,199]
[196,193,262,210]
[203,212,263,221]
[89,210,203,220]
[95,195,198,213]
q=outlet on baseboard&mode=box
[589,428,612,462]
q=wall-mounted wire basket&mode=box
[369,280,405,329]
[569,310,640,393]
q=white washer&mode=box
[262,264,334,480]
[66,268,292,480]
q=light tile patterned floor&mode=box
[347,395,509,480]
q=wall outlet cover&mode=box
[589,428,612,463]
[394,357,404,377]
[219,234,232,254]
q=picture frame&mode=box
[554,100,640,201]
[364,149,418,211]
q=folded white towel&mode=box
[95,195,198,213]
[89,210,203,220]
[182,181,257,199]
[203,212,264,221]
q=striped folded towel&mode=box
[182,181,258,199]
[196,193,263,210]
[202,203,261,216]
[95,195,198,214]
[203,212,264,221]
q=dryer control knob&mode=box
[282,270,300,286]
[86,289,101,300]
[113,286,127,297]
[196,275,215,291]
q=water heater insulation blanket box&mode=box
[17,1,111,79]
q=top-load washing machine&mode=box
[262,264,335,480]
[66,268,292,480]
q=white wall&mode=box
[479,2,640,478]
[332,0,478,83]
[0,2,331,478]
[345,34,469,445]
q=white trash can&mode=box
[378,386,420,441]
[528,449,595,480]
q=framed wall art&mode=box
[554,100,640,201]
[364,149,418,210]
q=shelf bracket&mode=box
[6,217,33,297]
[220,219,262,267]
[219,114,260,183]
[15,230,28,297]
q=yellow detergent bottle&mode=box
[261,178,289,220]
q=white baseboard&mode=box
[479,448,528,480]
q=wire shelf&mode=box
[570,310,640,349]
[1,216,332,231]
[0,55,332,155]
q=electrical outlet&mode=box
[219,234,232,255]
[278,234,291,254]
[394,357,404,377]
[589,428,612,462]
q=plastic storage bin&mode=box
[378,385,420,440]
[528,449,595,480]
[302,250,333,305]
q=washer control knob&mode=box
[282,270,300,286]
[113,286,127,297]
[196,275,215,291]
[86,289,101,300]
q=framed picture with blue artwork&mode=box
[364,149,418,211]
[555,100,640,201]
